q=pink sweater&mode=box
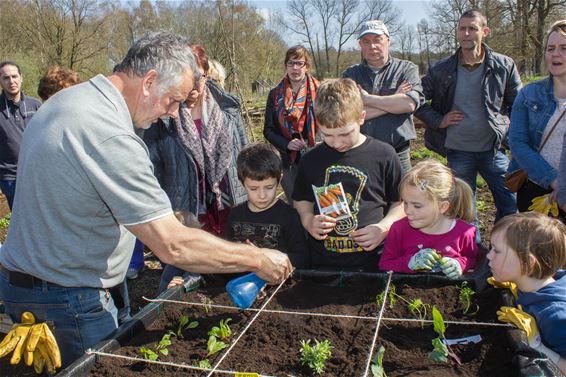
[379,217,478,273]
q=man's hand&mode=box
[439,110,464,129]
[395,80,412,94]
[408,248,440,271]
[287,138,308,152]
[440,257,463,279]
[357,85,373,104]
[255,248,292,284]
[305,214,336,240]
[350,224,387,251]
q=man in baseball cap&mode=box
[343,20,423,174]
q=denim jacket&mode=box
[508,77,560,189]
[414,44,522,156]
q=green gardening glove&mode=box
[439,257,462,279]
[408,248,440,271]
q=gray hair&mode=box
[114,32,198,95]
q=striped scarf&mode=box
[273,73,319,163]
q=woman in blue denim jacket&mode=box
[508,20,566,218]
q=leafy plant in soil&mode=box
[428,306,461,365]
[206,335,227,357]
[407,298,430,328]
[376,283,397,309]
[371,345,387,377]
[458,282,479,315]
[197,293,213,314]
[139,332,173,361]
[208,318,232,341]
[197,359,211,369]
[299,339,332,375]
[377,284,429,327]
[169,315,198,338]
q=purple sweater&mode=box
[379,217,478,273]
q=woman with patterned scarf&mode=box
[264,46,319,202]
[144,45,248,293]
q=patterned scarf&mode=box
[175,85,232,203]
[273,73,319,163]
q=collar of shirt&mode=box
[458,48,485,71]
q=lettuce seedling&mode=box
[208,318,232,341]
[428,306,461,365]
[138,332,173,360]
[198,359,211,368]
[139,346,158,361]
[170,315,198,338]
[376,283,397,309]
[206,335,227,357]
[458,282,479,315]
[371,346,387,377]
[408,298,429,328]
[300,339,332,375]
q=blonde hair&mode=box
[208,59,226,88]
[546,19,566,49]
[314,78,363,129]
[492,212,566,279]
[400,159,474,223]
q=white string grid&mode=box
[90,273,513,376]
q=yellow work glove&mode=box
[0,312,35,365]
[528,194,559,217]
[0,312,61,374]
[497,306,560,363]
[487,277,518,300]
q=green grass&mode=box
[0,213,10,229]
[410,147,447,165]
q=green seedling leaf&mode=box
[300,339,332,375]
[208,318,232,341]
[174,315,198,337]
[431,306,445,338]
[458,282,479,315]
[198,359,211,369]
[139,346,159,361]
[408,298,429,328]
[428,338,448,363]
[371,346,387,377]
[207,335,227,357]
[376,284,397,310]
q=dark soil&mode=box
[90,274,515,377]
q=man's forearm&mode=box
[363,93,416,114]
[364,106,387,120]
[127,214,263,274]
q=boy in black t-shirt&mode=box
[224,142,310,268]
[292,78,404,271]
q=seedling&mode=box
[206,335,227,357]
[428,306,461,365]
[458,281,479,315]
[198,358,211,368]
[407,298,429,328]
[299,339,332,375]
[169,314,198,338]
[371,345,387,377]
[138,332,173,361]
[376,283,397,309]
[197,293,213,313]
[208,318,232,341]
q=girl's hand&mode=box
[287,138,307,151]
[440,257,463,279]
[408,248,440,271]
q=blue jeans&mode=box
[0,268,119,368]
[0,179,16,210]
[396,145,412,175]
[447,149,517,223]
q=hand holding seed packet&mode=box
[312,183,352,220]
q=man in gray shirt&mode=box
[415,10,521,226]
[0,32,291,369]
[343,20,424,173]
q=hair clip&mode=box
[418,179,428,191]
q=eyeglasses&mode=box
[286,60,307,68]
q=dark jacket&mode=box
[342,57,424,150]
[144,80,248,214]
[414,44,522,156]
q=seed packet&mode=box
[312,183,352,220]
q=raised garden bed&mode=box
[48,271,560,377]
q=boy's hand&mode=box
[350,224,386,251]
[306,214,336,240]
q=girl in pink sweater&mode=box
[379,160,478,279]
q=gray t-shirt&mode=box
[0,75,172,288]
[446,63,495,152]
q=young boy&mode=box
[224,142,309,268]
[488,212,566,374]
[292,78,404,271]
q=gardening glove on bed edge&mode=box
[497,306,560,363]
[408,248,440,271]
[487,277,518,300]
[27,322,62,374]
[0,312,35,365]
[439,257,462,279]
[528,194,559,217]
